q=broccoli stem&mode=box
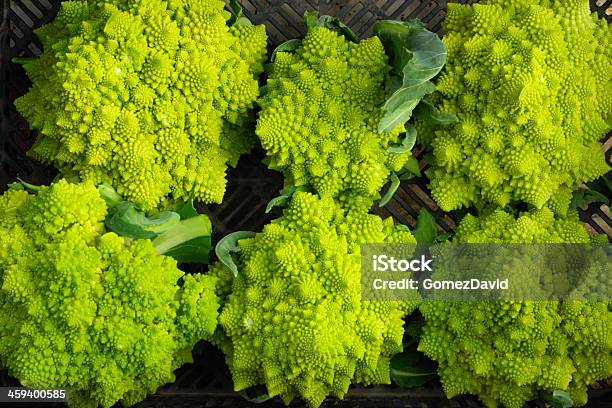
[152,216,212,256]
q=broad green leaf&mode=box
[99,191,212,263]
[239,385,272,404]
[153,216,212,263]
[388,124,417,154]
[174,199,200,220]
[585,176,612,200]
[403,156,422,178]
[374,20,447,133]
[304,11,320,30]
[215,231,257,276]
[303,11,359,42]
[379,172,401,207]
[413,208,437,244]
[271,39,302,62]
[106,202,180,239]
[97,184,122,209]
[317,15,359,42]
[378,82,436,133]
[541,390,573,408]
[414,98,458,125]
[390,350,437,388]
[570,188,609,211]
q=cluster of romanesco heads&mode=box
[419,208,611,408]
[15,0,267,211]
[0,180,220,408]
[411,2,612,408]
[417,0,611,212]
[257,27,410,203]
[209,192,418,407]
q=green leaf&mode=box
[541,389,573,408]
[228,0,251,27]
[239,385,272,404]
[414,97,458,125]
[570,188,610,211]
[266,195,291,214]
[379,82,435,133]
[101,194,212,263]
[152,216,212,263]
[388,124,417,154]
[390,350,437,388]
[266,185,311,213]
[379,172,401,207]
[304,10,320,29]
[585,175,612,200]
[12,57,34,65]
[395,224,411,232]
[97,184,122,209]
[433,232,452,243]
[374,20,447,133]
[7,182,24,191]
[316,15,359,42]
[215,231,257,276]
[303,11,359,43]
[227,0,241,26]
[105,202,181,239]
[271,39,302,62]
[423,152,435,166]
[174,199,200,220]
[413,209,437,244]
[403,156,422,178]
[10,178,42,193]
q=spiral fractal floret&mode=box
[417,0,610,212]
[15,0,267,211]
[0,180,219,408]
[418,208,611,408]
[209,192,418,407]
[257,27,410,204]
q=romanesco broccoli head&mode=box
[417,0,610,212]
[15,0,267,211]
[0,180,220,408]
[257,27,411,205]
[209,192,418,407]
[418,208,611,408]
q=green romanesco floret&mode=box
[15,0,267,211]
[257,26,410,204]
[418,208,611,408]
[0,180,220,408]
[417,0,610,212]
[209,192,419,407]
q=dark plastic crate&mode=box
[1,1,611,407]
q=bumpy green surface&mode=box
[209,192,419,407]
[419,208,611,408]
[0,180,220,408]
[257,27,411,204]
[15,0,267,211]
[418,0,610,212]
